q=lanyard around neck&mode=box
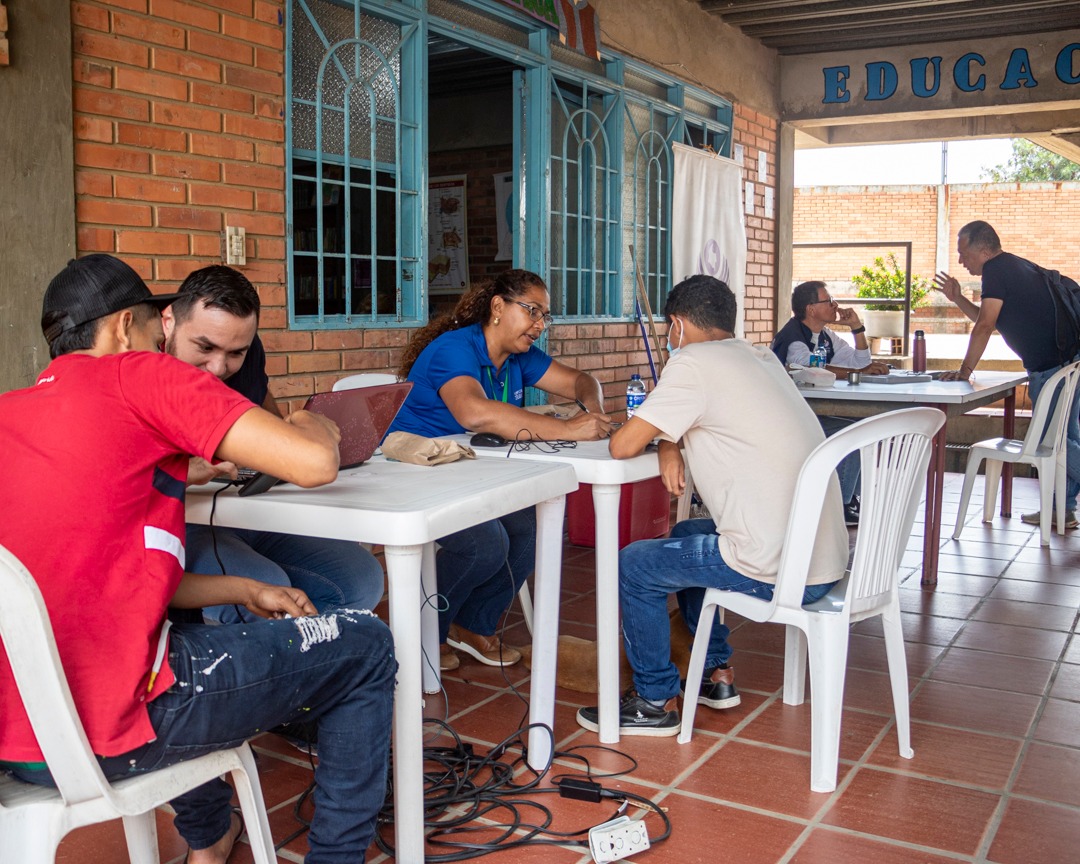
[485,366,509,403]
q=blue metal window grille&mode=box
[285,0,732,328]
[288,0,423,328]
[546,55,733,319]
[620,94,731,316]
[548,76,620,317]
[622,96,679,317]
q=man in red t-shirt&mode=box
[0,255,396,864]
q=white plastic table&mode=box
[448,437,661,744]
[800,370,1028,584]
[186,456,577,864]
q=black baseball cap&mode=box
[41,254,183,345]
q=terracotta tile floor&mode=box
[52,474,1080,863]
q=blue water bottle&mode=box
[626,374,646,418]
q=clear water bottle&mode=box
[809,345,827,368]
[626,374,646,418]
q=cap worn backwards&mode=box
[41,254,183,345]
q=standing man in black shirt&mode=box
[934,220,1080,527]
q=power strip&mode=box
[588,815,651,863]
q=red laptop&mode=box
[237,382,412,496]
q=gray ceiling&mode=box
[695,0,1080,55]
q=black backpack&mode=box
[1041,265,1080,364]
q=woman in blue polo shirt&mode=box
[391,269,611,670]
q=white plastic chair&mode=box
[330,371,534,635]
[332,372,399,391]
[0,544,276,864]
[953,360,1080,545]
[678,407,944,793]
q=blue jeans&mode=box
[1027,357,1080,511]
[619,519,837,702]
[435,507,535,641]
[186,525,385,624]
[13,610,396,862]
[819,415,860,504]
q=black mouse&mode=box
[470,432,509,448]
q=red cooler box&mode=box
[566,476,671,549]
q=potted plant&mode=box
[852,253,930,338]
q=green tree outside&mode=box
[981,140,1080,182]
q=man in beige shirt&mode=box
[576,275,848,737]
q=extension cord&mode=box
[588,815,651,863]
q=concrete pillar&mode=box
[775,122,796,328]
[935,184,951,274]
[0,0,75,392]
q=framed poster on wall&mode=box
[428,176,469,295]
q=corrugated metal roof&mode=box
[696,0,1080,55]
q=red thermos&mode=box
[912,330,926,373]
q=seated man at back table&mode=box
[0,254,395,863]
[163,265,385,623]
[576,275,846,737]
[771,280,890,525]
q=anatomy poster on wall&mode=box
[428,176,469,295]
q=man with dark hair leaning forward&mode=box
[576,275,847,736]
[0,255,396,863]
[164,265,385,626]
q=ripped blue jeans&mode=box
[12,609,396,863]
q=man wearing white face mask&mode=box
[666,315,684,358]
[576,275,846,737]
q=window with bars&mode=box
[548,77,619,317]
[288,0,422,327]
[549,65,732,319]
[285,0,732,328]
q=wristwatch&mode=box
[850,326,866,335]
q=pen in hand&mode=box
[575,399,590,414]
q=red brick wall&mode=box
[793,185,940,286]
[736,105,777,343]
[794,182,1080,287]
[945,184,1080,271]
[69,2,780,414]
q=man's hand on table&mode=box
[861,360,891,375]
[187,456,238,486]
[938,366,973,382]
